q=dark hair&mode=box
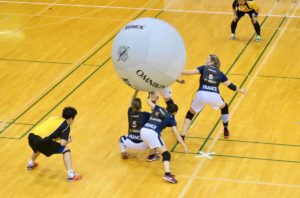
[166,103,178,114]
[62,107,77,119]
[131,98,141,112]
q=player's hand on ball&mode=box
[176,79,185,84]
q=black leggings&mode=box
[231,10,261,35]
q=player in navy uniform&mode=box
[180,54,246,140]
[140,97,188,184]
[119,90,160,161]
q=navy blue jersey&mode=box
[128,107,151,143]
[143,105,176,134]
[197,65,228,93]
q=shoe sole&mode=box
[67,176,82,182]
[147,157,160,162]
[163,177,178,184]
[27,164,39,170]
[121,153,128,159]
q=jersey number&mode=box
[132,121,137,128]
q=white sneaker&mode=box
[229,33,236,40]
[256,35,262,42]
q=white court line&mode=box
[0,0,155,132]
[178,2,300,197]
[18,0,120,33]
[181,175,300,189]
[0,0,300,18]
[0,0,62,129]
[0,12,125,22]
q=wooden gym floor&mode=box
[0,0,299,197]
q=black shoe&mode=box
[224,129,230,139]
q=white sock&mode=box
[28,160,34,165]
[67,170,75,177]
[119,141,126,152]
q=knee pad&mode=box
[63,149,70,154]
[162,151,171,162]
[185,110,195,120]
[221,103,229,114]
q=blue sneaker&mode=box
[147,153,160,162]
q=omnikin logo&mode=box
[136,70,166,89]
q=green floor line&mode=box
[18,9,166,139]
[184,136,300,147]
[0,8,149,135]
[230,73,300,80]
[172,151,300,164]
[0,58,71,65]
[171,16,269,152]
[0,57,104,67]
[19,57,111,139]
[0,136,19,140]
[0,121,34,126]
[198,16,287,152]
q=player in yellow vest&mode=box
[27,107,81,182]
[230,0,262,42]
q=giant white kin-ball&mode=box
[111,17,186,91]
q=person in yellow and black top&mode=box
[230,0,262,42]
[26,107,82,182]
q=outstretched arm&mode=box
[182,69,200,75]
[147,96,156,110]
[172,126,189,153]
[223,80,246,94]
[130,90,139,105]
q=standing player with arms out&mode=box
[140,97,188,184]
[27,107,81,182]
[230,0,262,42]
[180,54,246,140]
[119,90,160,161]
